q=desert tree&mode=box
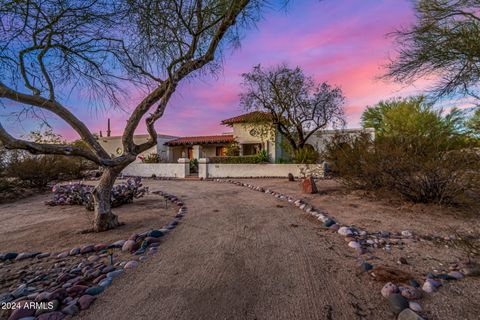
[239,64,345,154]
[384,0,480,101]
[0,0,262,231]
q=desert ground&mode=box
[1,178,479,320]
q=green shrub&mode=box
[6,154,89,189]
[142,153,161,163]
[189,158,199,173]
[324,133,480,206]
[293,145,319,164]
[255,149,270,163]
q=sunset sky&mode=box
[2,0,464,140]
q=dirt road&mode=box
[78,180,388,320]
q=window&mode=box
[216,146,226,156]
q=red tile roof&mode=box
[164,135,234,146]
[221,111,272,125]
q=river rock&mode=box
[348,241,361,249]
[360,262,373,272]
[338,227,353,236]
[323,219,336,228]
[110,240,126,248]
[4,252,18,260]
[106,270,123,278]
[78,294,96,310]
[381,282,399,298]
[447,271,464,280]
[84,286,104,296]
[37,311,65,320]
[94,243,108,252]
[87,255,100,262]
[421,281,435,293]
[56,252,69,259]
[35,299,60,316]
[124,261,139,269]
[69,248,80,256]
[147,230,164,238]
[122,240,135,252]
[397,308,424,320]
[15,252,36,261]
[98,278,112,288]
[61,303,79,316]
[8,300,36,320]
[409,301,422,312]
[388,293,409,314]
[80,245,94,254]
[0,293,14,303]
[399,285,422,300]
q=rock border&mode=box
[0,190,187,320]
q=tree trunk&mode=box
[92,166,122,232]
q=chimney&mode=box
[99,130,103,138]
[107,118,111,137]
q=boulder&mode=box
[288,173,295,181]
[78,294,96,310]
[301,176,318,194]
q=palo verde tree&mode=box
[384,0,480,100]
[0,0,262,232]
[239,64,345,154]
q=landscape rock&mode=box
[301,176,318,194]
[447,271,464,280]
[381,282,399,298]
[408,301,422,312]
[338,227,353,236]
[388,293,409,314]
[61,303,79,316]
[348,241,361,249]
[78,294,96,310]
[399,285,422,300]
[8,300,35,320]
[84,286,104,296]
[4,252,18,260]
[110,240,126,248]
[397,308,424,320]
[80,245,94,254]
[147,230,164,238]
[69,248,80,256]
[124,260,139,269]
[122,240,136,252]
[36,311,65,320]
[288,173,294,181]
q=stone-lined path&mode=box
[78,180,389,320]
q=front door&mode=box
[187,147,193,160]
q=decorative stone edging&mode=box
[212,178,474,320]
[0,190,187,320]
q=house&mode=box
[97,111,373,163]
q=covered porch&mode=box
[164,135,234,162]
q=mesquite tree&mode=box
[240,64,345,152]
[384,0,480,100]
[0,0,261,232]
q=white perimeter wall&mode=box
[205,163,323,178]
[122,161,324,179]
[122,163,186,178]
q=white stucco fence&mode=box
[122,159,324,179]
[122,162,188,178]
[204,163,323,178]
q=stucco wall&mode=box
[122,163,187,178]
[204,163,323,178]
[232,123,276,160]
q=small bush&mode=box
[189,158,199,173]
[6,154,91,189]
[141,153,162,163]
[293,145,319,164]
[255,149,270,163]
